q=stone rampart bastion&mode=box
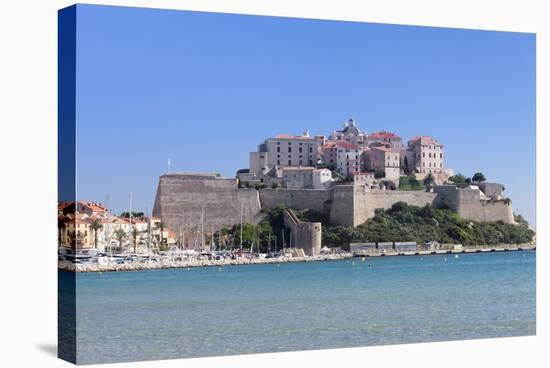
[153,174,515,234]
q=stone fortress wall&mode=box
[434,185,514,224]
[153,174,515,236]
[152,174,262,235]
[282,209,322,256]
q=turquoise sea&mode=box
[62,251,536,364]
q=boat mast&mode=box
[200,207,205,252]
[128,195,133,255]
[239,202,243,251]
[146,206,151,258]
[105,194,111,257]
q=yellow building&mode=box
[58,214,98,250]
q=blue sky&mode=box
[74,4,536,224]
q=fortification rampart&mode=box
[283,209,322,256]
[434,185,514,223]
[152,174,262,234]
[153,175,516,235]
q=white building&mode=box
[282,167,333,189]
[312,168,334,189]
[333,140,364,177]
[249,131,325,178]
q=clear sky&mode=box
[74,4,536,225]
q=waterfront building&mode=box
[58,214,97,250]
[59,201,107,217]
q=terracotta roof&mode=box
[409,136,442,146]
[333,140,359,150]
[369,131,401,139]
[85,202,107,212]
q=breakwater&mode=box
[58,253,353,273]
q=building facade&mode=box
[364,146,401,181]
[249,131,325,178]
[406,136,445,175]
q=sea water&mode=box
[63,251,536,364]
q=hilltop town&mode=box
[59,119,535,269]
[242,118,450,189]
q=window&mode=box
[423,152,425,158]
[288,147,292,153]
[299,147,303,153]
[309,147,312,153]
[277,147,280,153]
[299,160,303,165]
[277,160,280,165]
[440,153,443,158]
[288,160,291,165]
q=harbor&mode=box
[58,242,535,273]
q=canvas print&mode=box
[58,4,536,365]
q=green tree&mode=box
[423,173,435,188]
[131,226,139,253]
[89,218,103,249]
[472,172,486,183]
[120,211,144,218]
[331,171,345,183]
[449,173,467,184]
[114,228,126,252]
[403,156,413,176]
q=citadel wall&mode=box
[152,174,262,234]
[153,175,516,235]
[434,185,514,223]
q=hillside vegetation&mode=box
[320,202,534,247]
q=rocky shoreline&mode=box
[58,253,354,273]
